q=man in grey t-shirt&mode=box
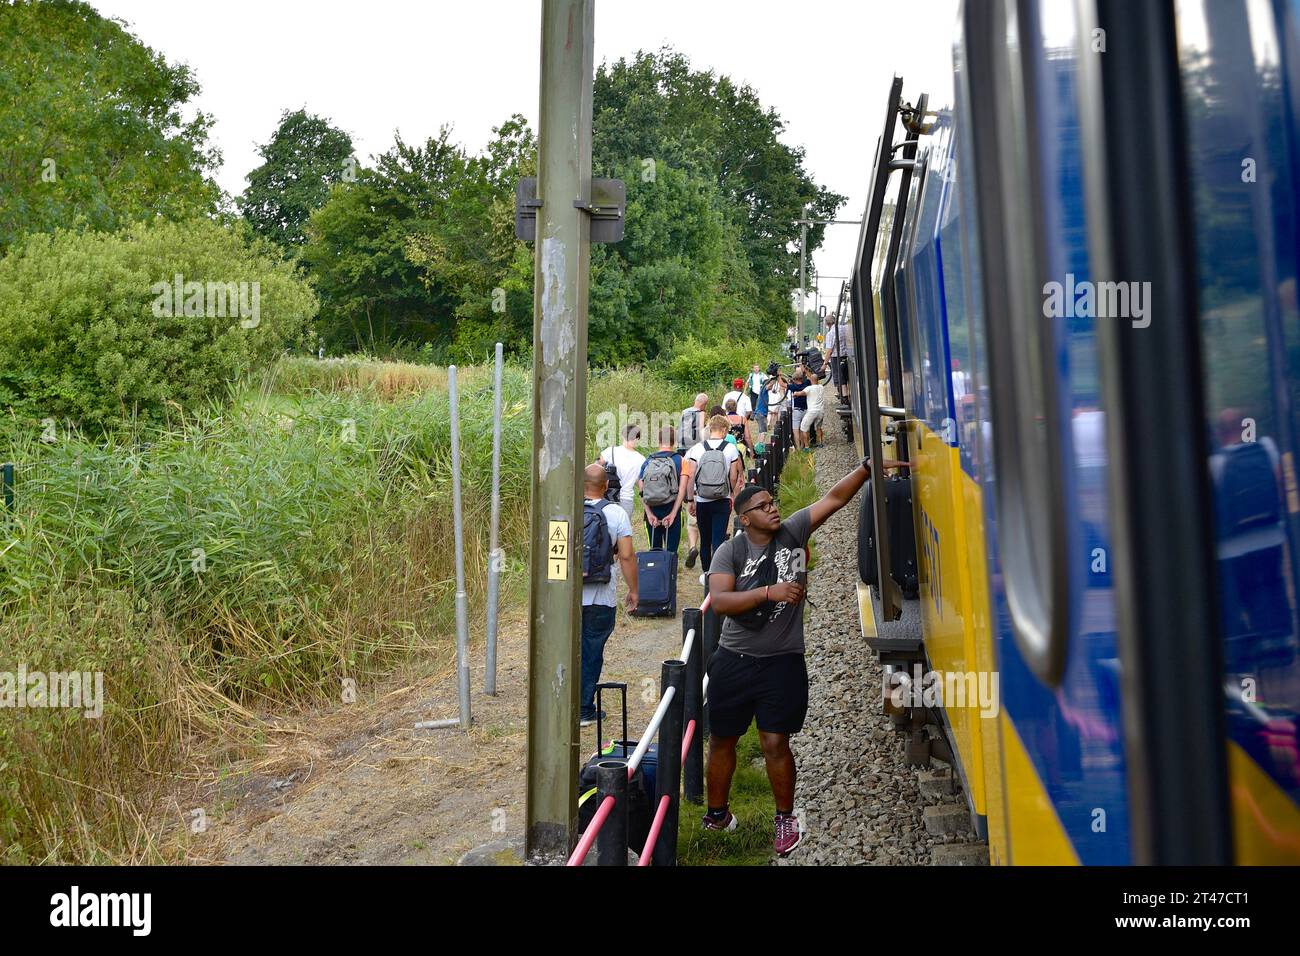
[701,456,909,856]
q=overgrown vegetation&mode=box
[0,219,317,431]
[0,355,720,862]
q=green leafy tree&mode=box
[301,130,467,352]
[0,219,316,430]
[405,116,537,361]
[593,49,845,328]
[238,109,355,251]
[0,0,220,254]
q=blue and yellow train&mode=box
[844,0,1300,864]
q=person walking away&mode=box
[599,425,647,521]
[724,398,755,454]
[723,379,753,421]
[801,372,826,448]
[679,393,708,454]
[788,366,810,451]
[680,394,710,570]
[766,373,789,434]
[683,415,743,577]
[702,456,909,853]
[638,425,687,554]
[581,463,638,726]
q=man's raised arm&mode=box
[807,457,911,533]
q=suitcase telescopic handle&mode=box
[595,681,629,757]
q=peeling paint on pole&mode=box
[538,236,575,481]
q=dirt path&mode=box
[173,531,704,866]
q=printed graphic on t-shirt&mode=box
[738,540,803,624]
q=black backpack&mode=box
[725,527,802,631]
[604,448,622,504]
[582,501,615,584]
[1216,441,1280,536]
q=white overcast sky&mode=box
[92,0,960,306]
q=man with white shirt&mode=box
[581,463,638,726]
[599,425,647,520]
[723,378,753,420]
[800,372,826,447]
[825,312,853,404]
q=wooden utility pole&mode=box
[525,0,594,861]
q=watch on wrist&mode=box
[860,455,872,473]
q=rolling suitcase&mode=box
[630,525,677,617]
[577,683,656,851]
[858,474,919,599]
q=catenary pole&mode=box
[525,0,595,861]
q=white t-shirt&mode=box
[599,445,646,509]
[746,372,768,395]
[582,499,632,607]
[767,383,788,408]
[805,382,825,412]
[685,438,741,503]
[722,390,753,418]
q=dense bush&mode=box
[662,334,786,396]
[0,219,317,430]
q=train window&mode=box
[966,0,1072,686]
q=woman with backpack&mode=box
[724,398,755,454]
[684,415,744,575]
[638,425,688,554]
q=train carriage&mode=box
[846,0,1300,865]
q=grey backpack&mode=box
[642,453,679,506]
[679,407,701,447]
[694,440,731,500]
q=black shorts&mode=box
[706,647,808,737]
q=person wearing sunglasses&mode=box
[701,454,909,856]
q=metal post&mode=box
[653,660,685,867]
[682,609,704,804]
[526,0,594,861]
[596,760,629,866]
[701,606,720,740]
[449,365,472,729]
[798,217,808,338]
[485,342,504,695]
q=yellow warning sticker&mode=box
[547,520,569,581]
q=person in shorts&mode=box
[800,372,825,447]
[788,365,810,450]
[702,456,909,856]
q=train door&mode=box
[1172,0,1300,863]
[963,0,1133,863]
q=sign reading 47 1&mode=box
[547,520,569,581]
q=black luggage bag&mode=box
[858,474,920,599]
[577,683,656,853]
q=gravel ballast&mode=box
[773,421,987,866]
